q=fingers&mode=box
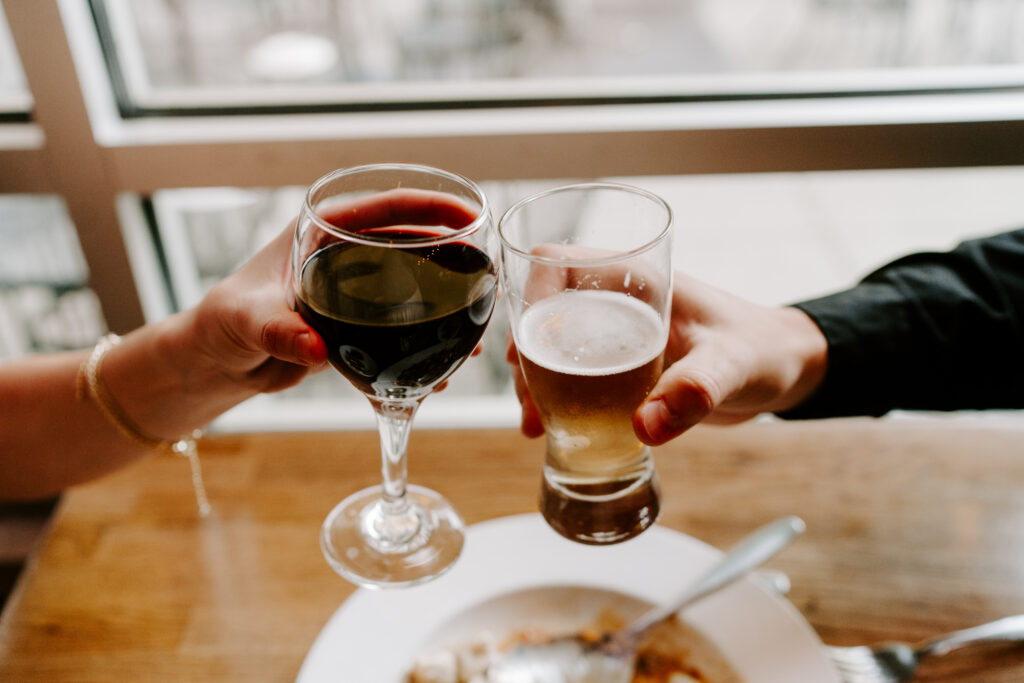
[516,244,667,309]
[516,375,544,438]
[506,332,544,438]
[201,217,327,370]
[256,309,328,368]
[200,276,327,375]
[253,295,323,369]
[521,261,570,306]
[634,345,731,445]
[248,358,319,394]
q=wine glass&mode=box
[292,164,498,587]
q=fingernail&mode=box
[297,332,325,365]
[521,406,544,438]
[636,399,680,444]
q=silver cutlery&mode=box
[827,614,1024,682]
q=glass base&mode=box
[320,484,465,588]
[540,467,661,545]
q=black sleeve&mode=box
[777,228,1024,419]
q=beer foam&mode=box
[517,290,664,375]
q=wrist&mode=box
[774,306,828,412]
[78,330,214,516]
[101,311,257,440]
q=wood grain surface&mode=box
[2,418,1024,681]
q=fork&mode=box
[827,614,1024,682]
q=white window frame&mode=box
[3,0,1024,335]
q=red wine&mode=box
[296,230,496,399]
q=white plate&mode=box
[297,514,840,683]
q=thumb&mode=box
[256,308,328,368]
[210,283,326,370]
[634,345,732,445]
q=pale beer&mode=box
[517,289,665,544]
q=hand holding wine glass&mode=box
[292,164,497,588]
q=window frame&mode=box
[3,0,1024,334]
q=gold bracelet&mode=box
[77,333,211,517]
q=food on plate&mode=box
[408,608,741,683]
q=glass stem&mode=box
[373,399,420,516]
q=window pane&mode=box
[0,196,107,358]
[0,2,31,115]
[96,0,1024,114]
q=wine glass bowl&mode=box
[292,164,497,587]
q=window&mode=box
[3,0,1024,431]
[0,5,30,119]
[95,0,1024,115]
[0,195,106,358]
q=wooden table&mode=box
[3,418,1024,681]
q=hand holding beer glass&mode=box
[499,183,673,545]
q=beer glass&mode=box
[292,164,498,587]
[499,183,673,545]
